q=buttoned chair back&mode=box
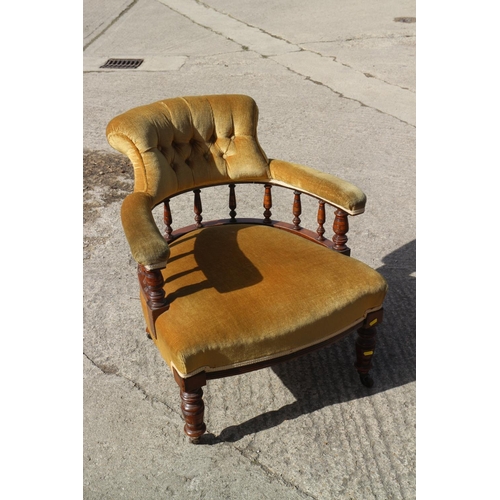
[107,94,387,443]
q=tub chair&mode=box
[106,94,387,443]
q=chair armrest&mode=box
[121,192,170,269]
[269,159,366,215]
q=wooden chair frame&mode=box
[138,180,383,443]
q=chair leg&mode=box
[180,387,207,443]
[355,324,377,388]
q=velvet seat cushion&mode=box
[141,224,387,378]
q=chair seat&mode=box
[142,224,387,378]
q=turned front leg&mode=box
[355,324,377,388]
[180,388,207,443]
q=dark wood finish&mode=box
[163,199,173,241]
[332,208,350,255]
[138,265,153,340]
[173,369,208,392]
[142,266,167,309]
[134,181,383,440]
[355,327,376,375]
[180,388,206,443]
[156,182,356,252]
[229,183,237,220]
[137,263,147,289]
[168,218,337,250]
[138,264,169,339]
[316,200,326,241]
[204,318,366,381]
[354,309,383,387]
[292,190,302,230]
[171,311,382,385]
[173,370,207,442]
[263,184,272,223]
[362,308,384,329]
[193,189,203,228]
[154,179,351,209]
[169,308,383,441]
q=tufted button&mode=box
[222,153,227,159]
[231,135,235,140]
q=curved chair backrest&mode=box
[104,95,387,444]
[106,94,271,206]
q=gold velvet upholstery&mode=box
[106,94,387,441]
[107,95,367,268]
[106,95,270,207]
[140,224,387,378]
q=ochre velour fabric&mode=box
[269,159,366,215]
[107,94,368,268]
[121,192,170,266]
[140,225,387,377]
[107,95,270,207]
[107,94,387,379]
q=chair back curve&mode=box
[106,94,271,206]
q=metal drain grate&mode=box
[394,17,416,23]
[100,58,144,69]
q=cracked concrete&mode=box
[84,0,414,125]
[158,0,415,124]
[272,51,414,125]
[84,351,182,416]
[84,0,415,498]
[84,355,311,500]
[84,0,139,50]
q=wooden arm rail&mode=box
[154,182,353,254]
[141,182,355,341]
[107,94,386,444]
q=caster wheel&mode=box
[146,329,152,340]
[359,373,374,388]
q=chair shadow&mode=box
[205,240,416,444]
[165,225,263,303]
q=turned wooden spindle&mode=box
[316,201,326,241]
[229,183,237,221]
[193,189,203,228]
[263,184,272,223]
[180,388,206,443]
[355,324,377,388]
[163,199,173,241]
[292,191,302,230]
[332,208,350,255]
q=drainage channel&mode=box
[99,59,144,69]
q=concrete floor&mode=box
[83,1,415,498]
